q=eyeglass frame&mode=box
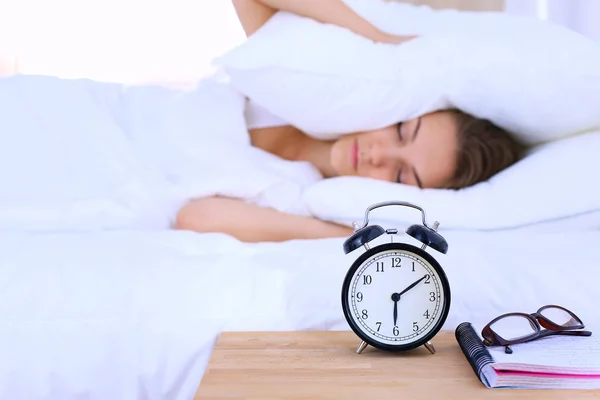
[481,305,592,354]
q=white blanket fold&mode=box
[0,74,318,232]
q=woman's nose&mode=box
[367,145,395,167]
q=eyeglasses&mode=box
[481,305,592,354]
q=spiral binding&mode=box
[455,322,495,381]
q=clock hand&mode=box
[393,297,398,326]
[390,275,427,326]
[397,274,428,297]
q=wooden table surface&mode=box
[195,330,600,400]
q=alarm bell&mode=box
[406,223,448,254]
[342,224,385,254]
[342,201,448,255]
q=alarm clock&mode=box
[341,201,451,355]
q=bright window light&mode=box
[0,0,247,86]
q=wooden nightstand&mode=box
[195,330,600,399]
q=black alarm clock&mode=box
[341,201,451,355]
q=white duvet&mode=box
[0,74,319,233]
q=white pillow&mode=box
[213,5,600,146]
[301,130,600,232]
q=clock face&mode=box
[342,242,451,351]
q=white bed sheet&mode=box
[1,229,598,399]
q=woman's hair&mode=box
[447,109,526,189]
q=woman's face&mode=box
[329,111,460,189]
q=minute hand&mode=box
[397,275,428,297]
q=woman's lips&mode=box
[352,140,359,171]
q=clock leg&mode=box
[356,340,368,354]
[424,341,436,355]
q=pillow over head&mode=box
[214,4,600,146]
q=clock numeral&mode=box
[393,326,399,336]
[363,275,372,285]
[413,322,419,332]
[376,322,382,332]
[424,274,431,284]
[356,292,363,302]
[423,309,430,319]
[429,292,436,302]
[411,261,415,272]
[361,310,369,319]
[376,262,384,272]
[392,257,401,268]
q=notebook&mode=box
[455,322,600,389]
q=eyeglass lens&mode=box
[538,306,581,327]
[489,315,538,342]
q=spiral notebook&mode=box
[455,322,600,389]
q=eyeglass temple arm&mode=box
[543,329,592,338]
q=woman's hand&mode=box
[381,34,419,45]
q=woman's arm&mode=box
[232,0,277,37]
[232,0,415,44]
[175,196,353,242]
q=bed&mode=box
[2,227,598,399]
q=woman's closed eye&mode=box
[396,123,407,184]
[397,122,404,141]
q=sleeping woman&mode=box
[175,0,525,242]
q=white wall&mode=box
[1,0,597,82]
[504,0,600,43]
[0,0,247,85]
